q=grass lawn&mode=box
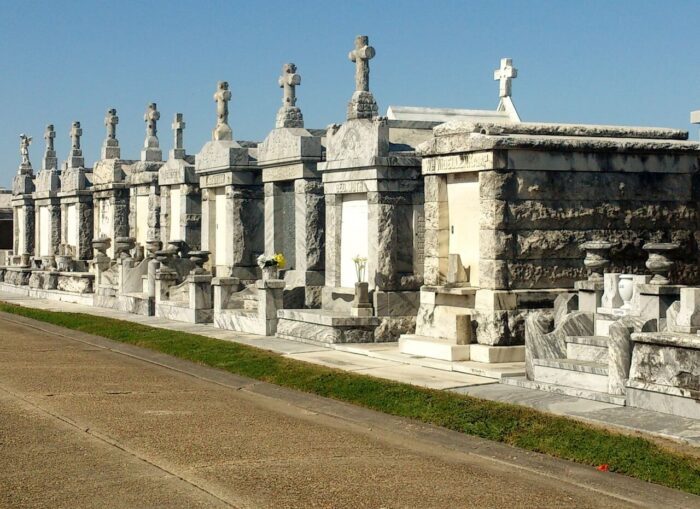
[1,301,698,495]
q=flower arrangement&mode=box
[352,254,367,283]
[257,253,286,270]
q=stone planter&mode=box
[351,281,373,317]
[188,251,210,275]
[55,255,73,272]
[92,237,110,257]
[580,241,614,281]
[643,242,678,285]
[41,256,56,270]
[114,237,136,259]
[262,265,279,281]
[167,239,189,258]
[146,239,162,259]
[618,274,634,310]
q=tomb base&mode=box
[276,309,380,344]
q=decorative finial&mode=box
[171,113,186,160]
[275,63,304,128]
[213,81,233,141]
[65,121,84,170]
[42,124,57,171]
[19,133,32,169]
[102,108,120,159]
[494,58,518,99]
[347,35,378,120]
[141,103,162,161]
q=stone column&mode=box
[159,186,171,243]
[324,193,342,287]
[60,202,69,247]
[49,202,61,256]
[423,175,448,286]
[78,199,93,260]
[264,182,279,255]
[183,184,201,250]
[200,188,213,269]
[147,184,161,242]
[295,179,325,273]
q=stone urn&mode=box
[154,249,176,273]
[188,251,210,274]
[167,239,189,258]
[643,242,678,285]
[20,253,31,267]
[146,239,162,258]
[618,275,634,311]
[580,241,614,281]
[55,254,73,272]
[351,281,373,317]
[114,237,136,259]
[92,237,110,257]
[41,255,56,271]
[262,265,279,281]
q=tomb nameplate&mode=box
[327,181,368,194]
[423,152,498,174]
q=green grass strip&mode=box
[2,301,699,495]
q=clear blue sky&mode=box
[1,0,699,185]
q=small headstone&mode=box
[446,253,469,286]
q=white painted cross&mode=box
[70,121,82,151]
[348,35,375,93]
[494,58,517,99]
[278,63,301,107]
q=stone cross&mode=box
[494,58,518,98]
[19,134,32,167]
[105,108,119,140]
[348,35,375,92]
[144,103,160,140]
[279,63,301,107]
[171,113,186,160]
[70,121,82,151]
[213,81,233,141]
[44,124,55,153]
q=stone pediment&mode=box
[92,159,126,185]
[324,118,389,163]
[34,170,61,194]
[195,140,251,174]
[12,173,34,196]
[257,128,323,166]
[159,157,196,185]
[60,167,90,193]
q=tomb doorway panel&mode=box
[447,174,480,286]
[340,193,368,288]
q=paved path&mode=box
[1,291,699,448]
[1,313,697,508]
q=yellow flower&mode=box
[273,252,286,269]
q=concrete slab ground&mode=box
[1,292,699,448]
[0,312,697,508]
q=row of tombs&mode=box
[3,35,700,420]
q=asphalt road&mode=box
[0,312,697,509]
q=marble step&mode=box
[565,335,609,362]
[532,358,609,393]
[398,335,470,361]
[501,376,626,406]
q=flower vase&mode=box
[262,265,278,281]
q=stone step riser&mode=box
[533,364,609,393]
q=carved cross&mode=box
[70,121,82,151]
[494,58,518,99]
[278,63,301,107]
[213,81,232,127]
[105,108,119,140]
[144,103,160,138]
[44,124,55,152]
[348,35,375,92]
[172,113,185,150]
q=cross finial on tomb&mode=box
[105,109,119,141]
[494,58,517,99]
[142,103,162,161]
[44,124,55,153]
[70,121,83,152]
[213,81,233,141]
[279,63,301,108]
[348,35,375,93]
[19,133,32,169]
[275,63,304,128]
[171,113,186,160]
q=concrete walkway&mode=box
[1,312,697,508]
[1,291,699,449]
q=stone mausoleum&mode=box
[1,34,699,421]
